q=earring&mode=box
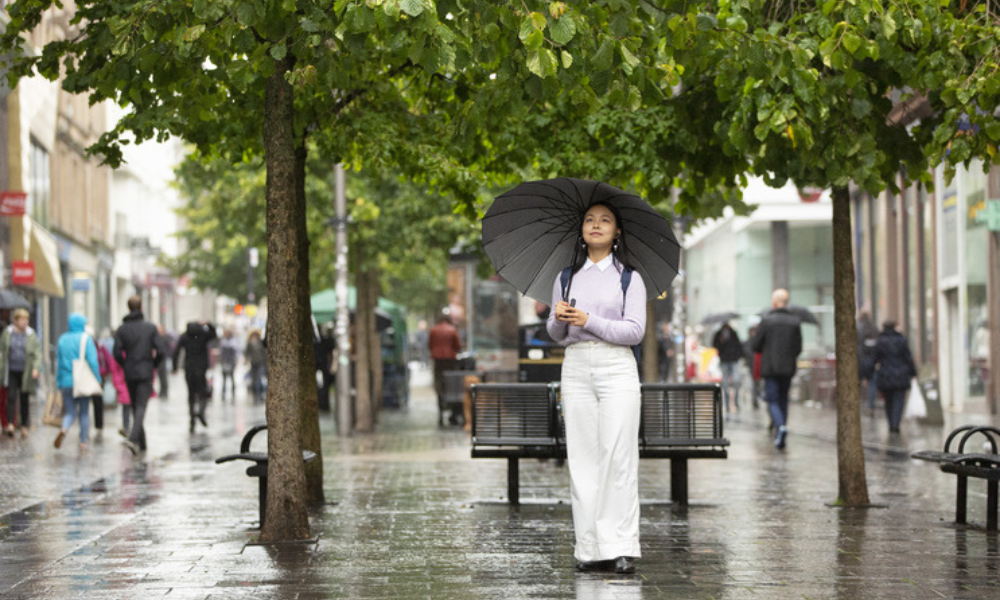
[612,238,619,252]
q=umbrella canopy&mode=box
[0,289,31,310]
[482,178,680,304]
[701,311,740,326]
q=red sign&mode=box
[0,191,28,216]
[11,261,35,285]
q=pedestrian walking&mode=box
[1,308,41,439]
[856,310,879,416]
[244,329,267,403]
[752,289,803,450]
[54,313,101,451]
[218,329,240,402]
[90,326,112,437]
[102,331,132,437]
[428,312,462,424]
[172,321,218,432]
[113,296,167,455]
[871,320,918,434]
[156,324,174,398]
[546,202,645,575]
[712,321,743,414]
[742,325,762,409]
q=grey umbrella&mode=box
[760,304,819,325]
[482,178,681,304]
[701,311,740,326]
[0,289,31,310]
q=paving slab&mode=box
[1,366,999,599]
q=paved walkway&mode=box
[1,365,999,599]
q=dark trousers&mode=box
[883,388,907,431]
[220,366,236,400]
[5,371,30,428]
[318,370,334,411]
[250,365,266,403]
[432,359,460,401]
[185,371,209,423]
[765,375,793,429]
[126,378,153,450]
[91,395,104,430]
[157,360,170,397]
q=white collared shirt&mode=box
[583,254,614,272]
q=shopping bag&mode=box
[904,378,926,420]
[72,334,104,397]
[42,389,64,427]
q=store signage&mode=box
[976,199,1000,231]
[11,261,35,285]
[72,278,91,292]
[0,191,27,216]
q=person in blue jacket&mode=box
[54,313,101,451]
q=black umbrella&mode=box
[482,178,680,304]
[760,304,819,325]
[701,311,740,326]
[0,289,31,310]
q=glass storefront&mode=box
[963,162,989,398]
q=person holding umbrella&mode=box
[484,178,681,575]
[547,202,646,575]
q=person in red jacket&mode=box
[428,312,462,414]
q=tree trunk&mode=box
[294,135,325,505]
[832,186,870,506]
[260,54,311,541]
[367,268,383,421]
[354,249,374,432]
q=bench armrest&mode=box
[240,424,269,454]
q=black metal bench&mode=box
[912,424,1000,531]
[471,382,729,505]
[215,424,317,528]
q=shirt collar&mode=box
[583,254,614,272]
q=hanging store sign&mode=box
[11,261,35,285]
[0,191,28,216]
[976,199,1000,231]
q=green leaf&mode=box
[843,32,862,55]
[400,0,424,17]
[527,48,558,79]
[592,38,614,71]
[182,24,206,42]
[549,14,576,45]
[560,49,573,69]
[270,42,287,61]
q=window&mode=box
[29,138,50,227]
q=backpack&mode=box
[560,266,643,372]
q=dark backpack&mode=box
[560,266,643,373]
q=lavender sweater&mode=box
[546,256,646,347]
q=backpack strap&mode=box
[620,267,632,316]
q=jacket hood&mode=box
[68,312,87,333]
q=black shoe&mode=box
[122,440,140,456]
[575,560,614,572]
[198,412,208,427]
[614,556,636,574]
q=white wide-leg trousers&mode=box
[561,341,642,562]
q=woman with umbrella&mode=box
[546,202,646,575]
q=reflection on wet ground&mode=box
[1,367,999,599]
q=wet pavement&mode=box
[2,366,999,599]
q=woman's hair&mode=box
[11,308,29,320]
[568,201,633,274]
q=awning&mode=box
[8,215,64,298]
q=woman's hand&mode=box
[553,301,589,327]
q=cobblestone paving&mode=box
[1,366,999,599]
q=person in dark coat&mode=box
[114,296,168,455]
[856,310,879,415]
[752,289,803,450]
[172,321,218,433]
[742,325,761,409]
[712,322,743,414]
[871,320,917,434]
